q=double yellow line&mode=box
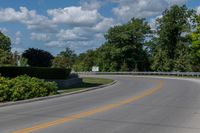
[13,80,164,133]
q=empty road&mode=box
[0,75,200,133]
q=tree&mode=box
[73,50,96,71]
[0,32,11,51]
[58,48,76,67]
[22,48,53,67]
[0,49,15,66]
[151,5,195,71]
[52,56,71,68]
[0,32,14,66]
[190,15,200,71]
[100,18,151,71]
[52,47,76,68]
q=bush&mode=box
[0,75,58,102]
[22,48,53,67]
[0,66,71,79]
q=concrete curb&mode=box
[0,80,117,108]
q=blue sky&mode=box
[0,0,200,55]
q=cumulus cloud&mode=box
[47,6,102,26]
[45,41,66,47]
[93,18,115,32]
[30,33,51,42]
[111,0,187,22]
[197,6,200,15]
[0,7,56,32]
[14,31,21,45]
[149,15,162,31]
[57,28,91,41]
[80,0,103,10]
[0,27,8,34]
[2,0,190,53]
[11,47,25,53]
[45,39,105,53]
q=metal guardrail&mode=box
[74,72,200,77]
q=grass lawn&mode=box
[59,77,113,93]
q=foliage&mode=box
[151,5,195,71]
[0,75,57,102]
[19,57,28,66]
[73,50,96,71]
[0,32,14,66]
[52,47,77,68]
[0,66,71,79]
[97,18,151,71]
[0,49,15,66]
[22,48,53,67]
[190,15,200,71]
[52,56,71,68]
[0,32,11,51]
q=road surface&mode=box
[0,75,200,133]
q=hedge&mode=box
[0,66,71,79]
[0,75,57,102]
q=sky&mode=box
[0,0,200,55]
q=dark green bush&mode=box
[0,66,71,79]
[0,75,57,102]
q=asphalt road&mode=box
[0,75,200,133]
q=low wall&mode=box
[48,78,82,88]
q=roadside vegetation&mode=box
[0,4,200,102]
[0,75,57,102]
[0,5,200,72]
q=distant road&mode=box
[0,75,200,133]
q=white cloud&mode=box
[149,15,162,31]
[47,6,102,26]
[57,28,90,41]
[93,18,115,32]
[45,39,104,53]
[30,33,51,42]
[0,7,56,32]
[14,31,21,45]
[0,27,8,34]
[111,0,187,22]
[11,47,25,53]
[197,6,200,15]
[80,0,103,10]
[46,41,66,47]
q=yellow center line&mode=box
[12,80,164,133]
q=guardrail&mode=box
[74,72,200,77]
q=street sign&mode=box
[92,66,99,72]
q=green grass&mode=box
[59,77,113,93]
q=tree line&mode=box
[0,5,200,72]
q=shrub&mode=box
[0,75,58,102]
[0,66,71,79]
[0,77,12,102]
[22,48,53,67]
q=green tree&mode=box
[52,47,76,68]
[0,32,14,66]
[0,49,15,66]
[73,50,96,71]
[100,18,151,71]
[151,5,195,71]
[52,56,71,68]
[22,48,53,67]
[0,32,11,51]
[19,57,28,66]
[190,15,200,71]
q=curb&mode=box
[0,80,117,108]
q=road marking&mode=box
[12,80,163,133]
